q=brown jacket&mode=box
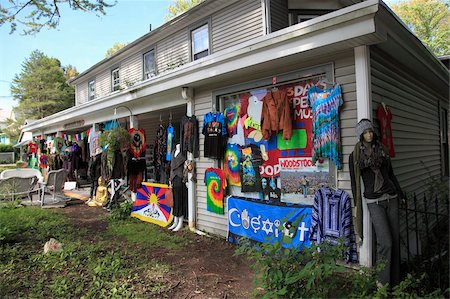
[261,89,292,140]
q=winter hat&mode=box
[355,119,374,139]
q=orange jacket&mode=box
[261,89,292,140]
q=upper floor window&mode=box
[88,80,95,101]
[112,68,120,91]
[191,24,209,61]
[143,50,156,79]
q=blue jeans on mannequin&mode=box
[367,196,400,287]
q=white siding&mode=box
[156,30,189,74]
[370,47,445,195]
[121,53,142,87]
[96,71,110,98]
[211,0,264,53]
[77,81,88,104]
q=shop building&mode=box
[20,0,449,266]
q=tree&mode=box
[390,0,450,56]
[0,0,116,35]
[11,50,75,121]
[105,42,127,58]
[165,0,204,21]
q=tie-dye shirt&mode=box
[307,84,343,169]
[224,105,240,137]
[204,168,227,214]
[224,144,241,186]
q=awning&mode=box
[13,139,30,148]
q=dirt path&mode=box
[55,201,255,298]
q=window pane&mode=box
[112,68,120,91]
[88,80,95,100]
[192,25,208,55]
[144,51,155,79]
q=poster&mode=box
[279,157,330,200]
[227,197,312,249]
[131,182,173,227]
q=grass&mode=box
[0,206,189,298]
[0,164,17,173]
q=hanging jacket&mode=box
[261,89,292,140]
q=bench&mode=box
[0,176,40,202]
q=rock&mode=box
[43,238,63,253]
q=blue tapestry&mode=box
[227,197,312,249]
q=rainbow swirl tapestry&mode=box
[131,182,173,226]
[224,105,240,137]
[224,144,241,186]
[204,168,227,214]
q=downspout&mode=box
[181,87,198,232]
[354,45,373,267]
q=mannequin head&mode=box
[363,129,374,143]
[356,119,377,144]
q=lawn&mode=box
[0,203,254,298]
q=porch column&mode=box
[182,87,196,229]
[130,116,138,129]
[354,45,373,267]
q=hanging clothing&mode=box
[170,149,186,182]
[154,124,167,183]
[166,125,174,161]
[261,89,292,140]
[240,144,263,193]
[246,95,263,128]
[228,116,246,146]
[224,144,241,186]
[28,141,37,154]
[202,112,227,159]
[307,84,343,169]
[204,168,227,214]
[310,188,358,263]
[224,105,240,138]
[172,176,188,217]
[71,143,82,171]
[87,129,99,157]
[262,177,281,201]
[376,105,395,157]
[180,115,200,158]
[128,128,146,159]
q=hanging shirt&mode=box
[128,128,146,158]
[202,112,227,159]
[224,144,241,186]
[307,84,343,169]
[166,125,174,161]
[180,115,199,158]
[204,168,227,214]
[228,116,246,146]
[28,142,37,154]
[224,105,240,137]
[240,144,263,193]
[310,188,358,263]
[376,105,395,157]
[88,129,99,157]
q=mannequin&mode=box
[169,143,187,232]
[349,119,403,288]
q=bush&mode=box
[0,144,13,152]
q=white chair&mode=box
[1,168,44,183]
[41,169,69,206]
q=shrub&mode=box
[0,144,13,152]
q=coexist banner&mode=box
[227,197,312,249]
[131,182,173,227]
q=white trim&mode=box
[354,45,373,267]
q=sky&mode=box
[0,0,401,119]
[0,0,170,117]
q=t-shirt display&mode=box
[204,168,227,214]
[202,112,227,159]
[181,115,199,158]
[240,144,263,193]
[376,104,395,157]
[224,105,240,138]
[224,144,241,186]
[307,84,343,169]
[166,125,174,161]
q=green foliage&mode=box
[105,42,128,58]
[99,126,131,152]
[109,199,133,221]
[165,0,204,21]
[11,50,77,121]
[0,144,13,152]
[108,219,189,250]
[0,0,116,35]
[390,0,450,56]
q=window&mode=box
[191,24,209,61]
[441,108,449,176]
[143,50,156,79]
[88,80,95,101]
[112,68,120,91]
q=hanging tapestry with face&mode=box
[128,128,146,158]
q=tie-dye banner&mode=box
[60,128,90,141]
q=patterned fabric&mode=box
[240,144,263,193]
[204,168,227,214]
[377,105,395,157]
[310,188,358,263]
[224,105,240,137]
[180,115,199,158]
[128,128,146,158]
[224,144,241,186]
[166,125,174,161]
[202,112,227,159]
[307,84,343,169]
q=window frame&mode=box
[143,49,157,80]
[190,22,211,61]
[111,67,120,92]
[88,79,96,101]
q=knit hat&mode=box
[355,119,374,138]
